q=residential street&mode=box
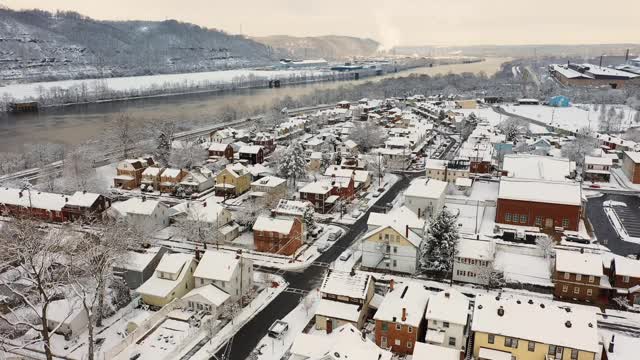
[213,175,414,360]
[586,194,640,257]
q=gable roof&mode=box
[290,323,392,360]
[498,178,582,206]
[182,284,230,306]
[253,216,296,235]
[404,178,448,199]
[374,282,430,327]
[320,270,371,300]
[555,250,603,277]
[193,251,240,282]
[424,288,469,325]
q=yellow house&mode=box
[214,164,251,198]
[136,253,197,307]
[471,294,598,360]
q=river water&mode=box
[0,57,509,152]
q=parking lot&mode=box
[586,194,640,256]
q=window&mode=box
[574,287,580,294]
[408,326,413,333]
[505,213,511,222]
[392,260,397,267]
[589,275,595,283]
[564,272,570,280]
[576,274,582,281]
[488,334,495,344]
[535,216,542,226]
[449,337,456,346]
[623,275,630,283]
[586,289,593,296]
[381,323,388,331]
[513,214,519,223]
[394,339,401,346]
[528,341,535,352]
[571,349,579,359]
[562,285,568,293]
[396,324,402,330]
[407,341,413,349]
[393,246,398,253]
[549,345,556,355]
[443,322,449,328]
[562,218,570,228]
[504,337,518,348]
[520,215,528,224]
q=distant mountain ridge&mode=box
[0,8,274,82]
[254,35,380,60]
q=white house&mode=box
[290,323,392,360]
[47,298,88,337]
[404,178,448,219]
[193,250,253,300]
[135,253,197,307]
[424,288,470,351]
[179,168,215,193]
[361,206,425,274]
[453,239,496,286]
[109,197,170,233]
[181,284,230,317]
[412,342,460,360]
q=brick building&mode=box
[208,143,234,160]
[496,179,582,232]
[549,63,639,89]
[622,151,640,184]
[238,145,264,165]
[252,215,303,255]
[299,177,355,214]
[554,250,611,305]
[606,254,640,306]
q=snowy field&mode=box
[502,104,639,133]
[1,68,333,101]
[458,107,550,134]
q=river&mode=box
[0,57,509,152]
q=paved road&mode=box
[586,194,640,257]
[212,175,414,360]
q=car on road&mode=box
[339,250,353,261]
[351,209,361,218]
[317,242,330,253]
[310,226,323,238]
[328,229,343,241]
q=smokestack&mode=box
[405,224,409,238]
[609,334,615,353]
[402,308,407,322]
[626,49,630,62]
[600,55,604,67]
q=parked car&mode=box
[317,242,330,253]
[310,226,323,238]
[351,209,361,218]
[339,250,353,261]
[328,229,343,241]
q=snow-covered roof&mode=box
[611,255,640,278]
[498,178,582,206]
[253,215,296,235]
[111,198,166,216]
[584,156,612,166]
[208,143,230,152]
[374,282,429,327]
[624,151,640,163]
[274,199,313,217]
[142,167,164,176]
[299,180,333,194]
[162,168,183,178]
[602,332,640,360]
[0,187,67,211]
[290,323,392,360]
[502,154,574,182]
[170,201,226,223]
[343,139,358,149]
[472,294,599,353]
[316,299,362,322]
[478,348,512,360]
[117,247,164,272]
[47,298,85,325]
[239,145,262,154]
[366,206,424,247]
[324,165,369,184]
[550,64,592,79]
[136,253,194,298]
[456,239,494,261]
[320,270,371,299]
[251,176,286,188]
[455,177,473,187]
[413,342,459,360]
[425,159,447,170]
[65,191,101,208]
[581,63,638,79]
[193,251,240,282]
[424,288,469,325]
[156,253,192,275]
[555,250,603,277]
[182,284,229,306]
[404,178,448,199]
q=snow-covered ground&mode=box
[2,68,334,101]
[494,249,553,287]
[502,104,639,133]
[457,107,550,134]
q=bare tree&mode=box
[561,127,597,167]
[103,114,140,159]
[497,117,529,142]
[169,140,206,170]
[61,145,100,193]
[349,122,385,153]
[174,203,223,248]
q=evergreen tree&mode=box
[420,208,459,275]
[277,141,307,187]
[302,206,315,231]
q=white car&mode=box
[339,250,353,261]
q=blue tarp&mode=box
[549,95,570,107]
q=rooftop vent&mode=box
[497,306,505,317]
[528,299,534,305]
[565,321,572,328]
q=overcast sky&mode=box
[3,0,639,47]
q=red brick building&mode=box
[208,143,234,160]
[0,188,107,223]
[622,151,640,184]
[496,179,582,231]
[253,133,276,154]
[374,282,429,355]
[253,215,303,255]
[606,255,640,306]
[299,177,355,214]
[554,250,611,305]
[238,146,264,165]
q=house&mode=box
[316,270,375,332]
[601,333,640,360]
[303,137,325,152]
[169,201,232,239]
[208,143,234,160]
[250,176,287,201]
[182,284,230,316]
[114,157,154,189]
[47,298,88,337]
[404,178,448,219]
[412,342,460,360]
[607,254,640,306]
[215,164,252,198]
[299,177,356,214]
[324,165,371,190]
[238,145,264,164]
[253,215,303,255]
[290,323,392,360]
[554,249,610,305]
[455,99,478,109]
[136,253,197,307]
[471,293,599,360]
[158,168,187,193]
[193,250,253,301]
[361,206,425,274]
[583,156,612,182]
[374,281,430,355]
[109,197,170,233]
[424,289,470,351]
[496,178,582,231]
[621,151,640,184]
[274,199,314,218]
[339,139,359,155]
[426,159,470,184]
[373,148,412,171]
[210,128,235,143]
[140,166,164,191]
[453,239,495,286]
[113,247,168,290]
[60,191,111,222]
[0,188,67,222]
[252,132,275,154]
[502,154,574,182]
[307,152,323,172]
[179,167,215,194]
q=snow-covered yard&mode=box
[494,249,552,287]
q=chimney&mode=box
[497,306,505,317]
[608,334,615,353]
[203,201,207,207]
[389,279,394,291]
[401,308,407,322]
[65,197,69,202]
[580,247,584,254]
[405,224,409,238]
[418,208,421,219]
